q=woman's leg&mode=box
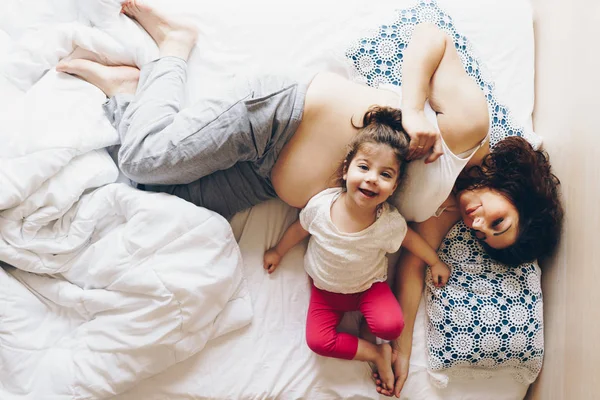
[146,161,277,218]
[57,1,306,217]
[57,52,303,217]
[121,0,198,61]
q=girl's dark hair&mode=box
[455,136,564,265]
[335,106,411,188]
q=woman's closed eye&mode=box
[474,219,507,241]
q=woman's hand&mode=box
[263,248,282,274]
[430,261,451,288]
[401,108,443,163]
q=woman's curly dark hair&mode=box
[455,136,564,265]
[334,106,411,187]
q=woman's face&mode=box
[458,187,519,249]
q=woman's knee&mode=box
[118,144,182,185]
[118,155,155,184]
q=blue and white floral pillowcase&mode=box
[426,222,543,387]
[343,0,544,387]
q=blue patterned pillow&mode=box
[343,0,544,386]
[425,222,543,386]
[344,0,541,148]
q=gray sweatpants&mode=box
[103,56,307,218]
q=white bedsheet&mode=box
[0,0,534,398]
[118,200,529,400]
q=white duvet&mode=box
[0,3,252,399]
[1,0,535,398]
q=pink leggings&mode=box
[305,281,404,360]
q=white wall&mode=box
[528,1,600,398]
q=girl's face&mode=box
[458,187,519,249]
[343,143,400,209]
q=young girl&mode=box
[263,106,451,391]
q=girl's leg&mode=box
[306,285,397,391]
[357,282,405,390]
[359,282,405,341]
[305,285,356,360]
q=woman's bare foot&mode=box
[121,0,198,60]
[56,57,140,97]
[60,47,115,67]
[373,343,395,391]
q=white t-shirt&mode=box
[299,188,408,294]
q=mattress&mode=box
[0,0,535,398]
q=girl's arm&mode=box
[274,219,310,257]
[264,220,310,273]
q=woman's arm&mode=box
[401,23,446,115]
[400,23,447,163]
[401,227,451,287]
[401,227,443,268]
[378,207,460,397]
[402,23,489,160]
[263,219,310,273]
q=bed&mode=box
[0,0,538,398]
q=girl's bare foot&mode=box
[121,0,198,60]
[56,57,140,97]
[373,343,395,391]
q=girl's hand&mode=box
[430,261,451,287]
[401,108,443,163]
[263,248,282,274]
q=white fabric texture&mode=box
[0,2,252,399]
[1,0,534,399]
[116,200,529,400]
[299,188,407,294]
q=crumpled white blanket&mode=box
[0,1,252,398]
